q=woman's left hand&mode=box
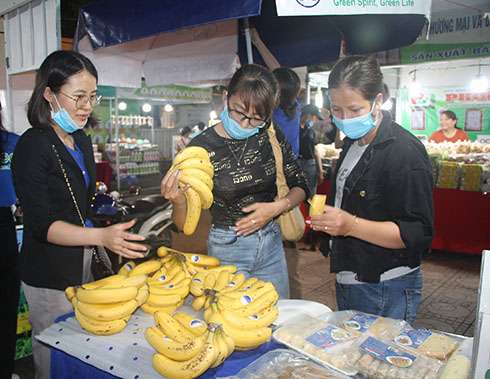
[310,205,355,236]
[235,202,277,236]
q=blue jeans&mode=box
[207,220,290,299]
[335,268,422,324]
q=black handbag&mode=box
[51,144,114,280]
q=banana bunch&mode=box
[170,146,214,235]
[203,280,279,350]
[146,311,234,378]
[67,273,148,335]
[140,255,190,315]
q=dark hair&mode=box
[382,83,390,103]
[27,50,99,131]
[181,126,192,136]
[328,55,384,102]
[197,121,205,131]
[273,67,300,120]
[227,64,278,121]
[441,110,458,128]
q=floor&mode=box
[13,244,482,378]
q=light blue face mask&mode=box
[305,120,314,128]
[50,94,85,134]
[332,101,379,140]
[220,107,259,140]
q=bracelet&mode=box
[343,215,358,237]
[283,197,291,213]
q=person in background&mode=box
[310,55,434,324]
[0,102,21,379]
[175,125,192,152]
[11,50,147,379]
[191,121,206,138]
[161,64,309,299]
[249,27,306,299]
[298,104,325,251]
[429,110,470,143]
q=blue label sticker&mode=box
[360,337,416,368]
[305,326,353,349]
[343,314,379,333]
[393,329,432,348]
[240,295,252,306]
[190,320,203,328]
[191,255,200,263]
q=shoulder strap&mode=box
[266,124,289,198]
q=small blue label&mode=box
[343,314,379,333]
[306,326,353,349]
[393,330,432,349]
[191,255,200,263]
[157,275,167,282]
[240,295,252,306]
[190,320,203,328]
[360,337,416,368]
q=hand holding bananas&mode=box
[161,146,214,235]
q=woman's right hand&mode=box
[160,170,187,203]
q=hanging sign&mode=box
[275,0,431,18]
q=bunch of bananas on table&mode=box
[170,146,214,235]
[65,273,148,335]
[146,311,235,378]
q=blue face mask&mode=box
[50,95,85,134]
[305,120,314,128]
[332,102,379,140]
[220,108,259,140]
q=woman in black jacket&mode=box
[310,55,434,324]
[11,50,146,379]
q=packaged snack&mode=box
[345,333,442,379]
[390,329,458,361]
[228,348,349,378]
[273,314,358,375]
[325,310,409,339]
[438,337,472,379]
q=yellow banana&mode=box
[149,278,191,298]
[217,283,275,308]
[179,168,213,190]
[221,273,246,293]
[65,286,77,301]
[172,158,214,178]
[211,327,228,368]
[76,299,138,321]
[173,146,210,167]
[218,281,273,300]
[192,295,206,312]
[221,290,279,317]
[150,267,168,281]
[203,294,214,310]
[81,274,126,290]
[76,286,138,305]
[203,273,216,290]
[208,304,272,350]
[154,311,196,343]
[71,297,78,308]
[145,326,206,361]
[74,307,128,335]
[165,270,187,287]
[221,328,236,357]
[183,253,220,267]
[129,260,161,276]
[237,277,259,290]
[190,271,207,297]
[179,175,213,210]
[147,293,182,308]
[117,261,135,276]
[308,194,327,216]
[172,313,207,337]
[156,246,169,257]
[149,264,182,285]
[214,271,231,291]
[220,306,279,330]
[101,274,148,289]
[182,186,202,235]
[159,253,175,265]
[151,331,217,379]
[194,264,237,274]
[135,284,149,306]
[140,301,182,316]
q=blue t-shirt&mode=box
[272,100,301,157]
[0,130,20,207]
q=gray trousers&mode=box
[22,247,93,379]
[283,241,303,299]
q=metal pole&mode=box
[243,18,253,64]
[114,91,120,192]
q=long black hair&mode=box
[273,67,300,120]
[328,55,384,102]
[27,50,99,131]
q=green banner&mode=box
[401,42,490,63]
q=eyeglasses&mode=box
[59,91,102,109]
[228,107,268,128]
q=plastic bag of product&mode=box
[272,314,358,376]
[438,337,472,379]
[388,328,461,361]
[323,310,409,339]
[344,333,442,379]
[225,348,350,379]
[436,161,460,189]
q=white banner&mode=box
[275,0,431,18]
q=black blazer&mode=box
[12,128,96,290]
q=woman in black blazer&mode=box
[11,50,147,379]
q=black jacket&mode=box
[320,111,434,283]
[12,128,96,290]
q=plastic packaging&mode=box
[344,333,442,379]
[272,314,357,376]
[226,348,349,378]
